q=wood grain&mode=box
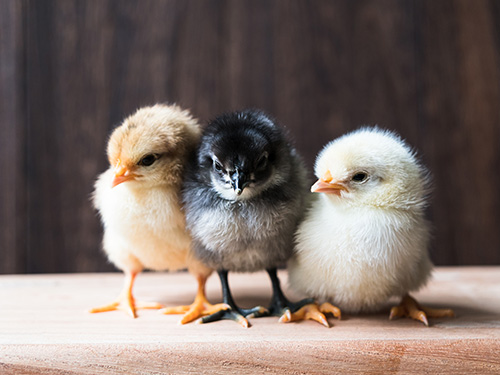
[0,268,499,374]
[1,0,500,273]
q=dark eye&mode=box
[352,172,368,182]
[138,154,157,167]
[256,153,268,170]
[213,160,225,173]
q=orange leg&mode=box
[89,271,162,318]
[279,302,341,328]
[160,274,229,324]
[389,294,454,326]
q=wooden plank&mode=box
[0,268,499,374]
[1,340,500,375]
[0,0,27,274]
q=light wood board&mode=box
[1,267,499,374]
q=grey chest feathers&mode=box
[186,192,302,272]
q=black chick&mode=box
[182,109,312,327]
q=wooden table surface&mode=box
[1,267,499,374]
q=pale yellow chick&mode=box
[90,104,225,322]
[284,127,453,326]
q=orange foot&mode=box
[390,294,454,326]
[89,272,162,318]
[160,274,229,324]
[279,302,341,328]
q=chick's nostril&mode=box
[114,165,128,177]
[322,170,333,183]
[231,171,248,193]
[231,179,244,195]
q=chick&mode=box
[284,127,454,326]
[182,110,312,327]
[90,104,225,322]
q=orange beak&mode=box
[311,170,348,196]
[112,160,135,188]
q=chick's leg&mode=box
[389,294,454,326]
[160,273,229,324]
[89,271,162,318]
[266,268,315,317]
[199,270,268,328]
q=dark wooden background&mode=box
[1,0,499,274]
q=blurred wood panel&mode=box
[417,0,500,264]
[0,0,27,273]
[0,0,499,273]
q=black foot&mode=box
[199,305,268,328]
[200,270,268,328]
[268,297,315,317]
[266,268,315,317]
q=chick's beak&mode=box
[231,171,249,196]
[112,160,135,188]
[311,170,348,196]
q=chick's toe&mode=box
[160,275,229,324]
[199,305,269,328]
[279,302,341,328]
[389,294,454,326]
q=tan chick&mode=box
[90,104,225,322]
[283,127,453,326]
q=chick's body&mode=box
[94,170,189,273]
[184,111,307,272]
[186,173,304,273]
[183,110,310,326]
[287,128,453,325]
[91,104,220,321]
[290,195,432,313]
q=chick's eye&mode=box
[256,153,268,170]
[213,160,224,173]
[138,154,157,167]
[352,172,368,182]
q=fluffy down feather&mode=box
[183,110,309,273]
[94,104,202,274]
[91,104,219,322]
[182,109,311,326]
[288,127,433,314]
